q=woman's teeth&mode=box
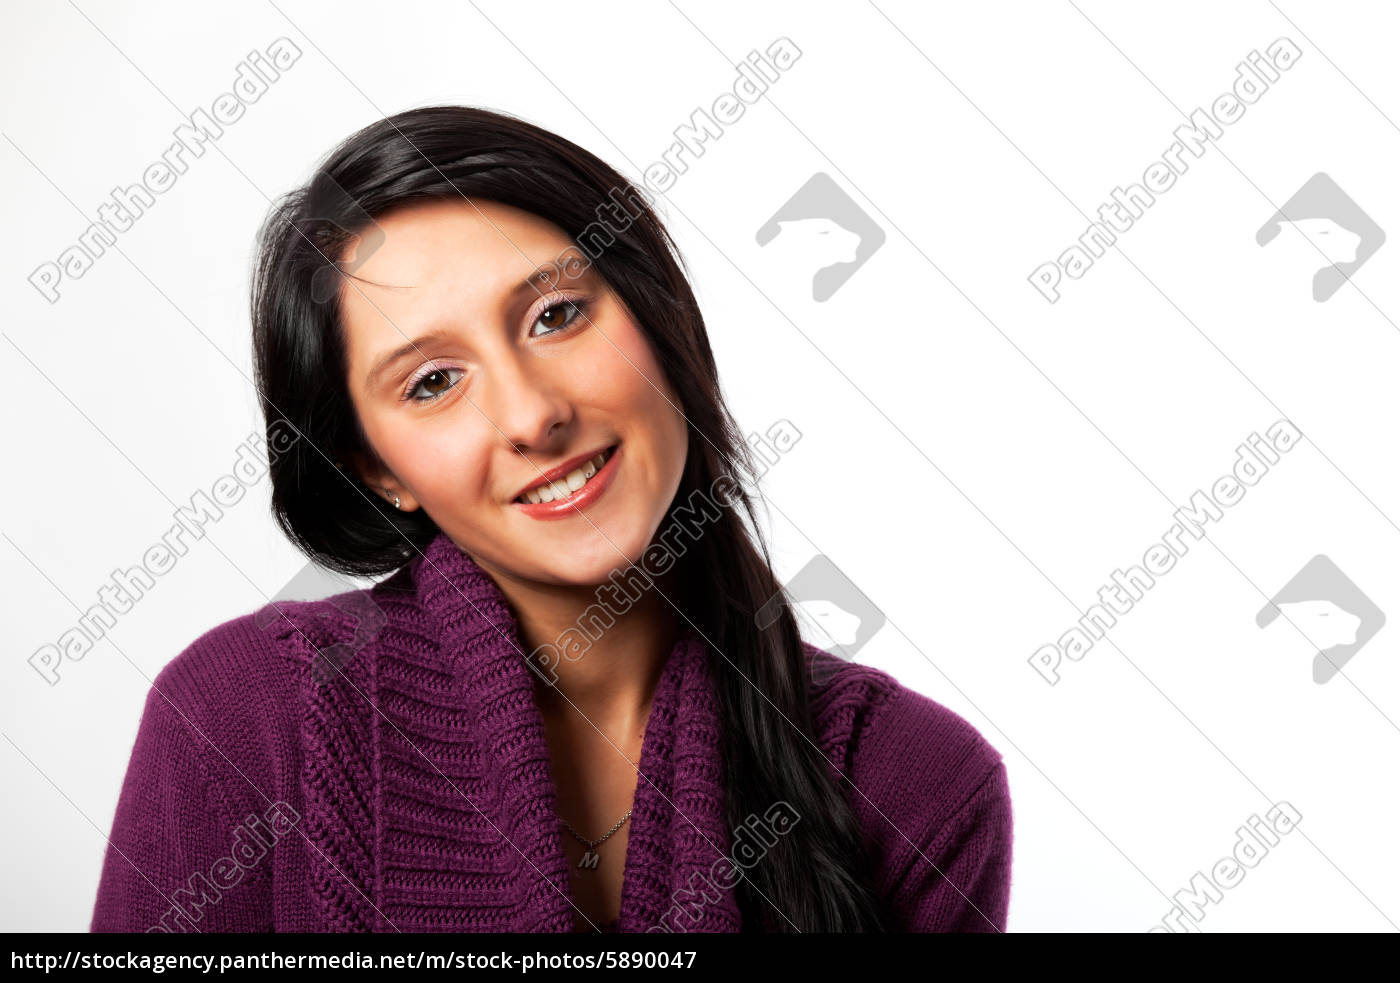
[518,450,611,504]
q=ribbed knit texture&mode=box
[91,530,1012,933]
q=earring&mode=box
[392,495,401,510]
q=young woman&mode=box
[90,106,1012,933]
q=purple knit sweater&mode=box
[90,530,1012,933]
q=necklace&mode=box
[559,809,632,871]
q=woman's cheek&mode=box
[585,321,672,409]
[392,419,486,496]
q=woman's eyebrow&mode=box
[362,262,575,390]
[364,331,452,390]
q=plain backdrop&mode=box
[2,0,1397,933]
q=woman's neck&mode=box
[487,563,684,732]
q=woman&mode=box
[90,106,1012,933]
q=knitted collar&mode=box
[296,529,743,933]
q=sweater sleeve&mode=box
[888,760,1013,933]
[90,674,274,933]
[838,676,1014,933]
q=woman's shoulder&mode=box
[124,576,415,816]
[802,642,1005,831]
[159,565,417,694]
[146,574,412,750]
[801,645,1014,931]
[156,593,347,698]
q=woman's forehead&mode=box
[343,199,569,281]
[337,208,575,320]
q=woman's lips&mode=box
[512,444,621,520]
[513,443,615,500]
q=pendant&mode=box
[578,848,600,870]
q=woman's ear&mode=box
[346,447,419,512]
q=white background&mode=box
[2,0,1396,933]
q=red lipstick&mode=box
[512,444,621,520]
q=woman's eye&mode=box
[405,366,465,402]
[530,299,587,337]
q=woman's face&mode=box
[337,197,689,588]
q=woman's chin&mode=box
[531,538,651,588]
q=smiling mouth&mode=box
[514,445,618,505]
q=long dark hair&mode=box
[250,105,888,932]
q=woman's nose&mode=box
[481,351,572,450]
